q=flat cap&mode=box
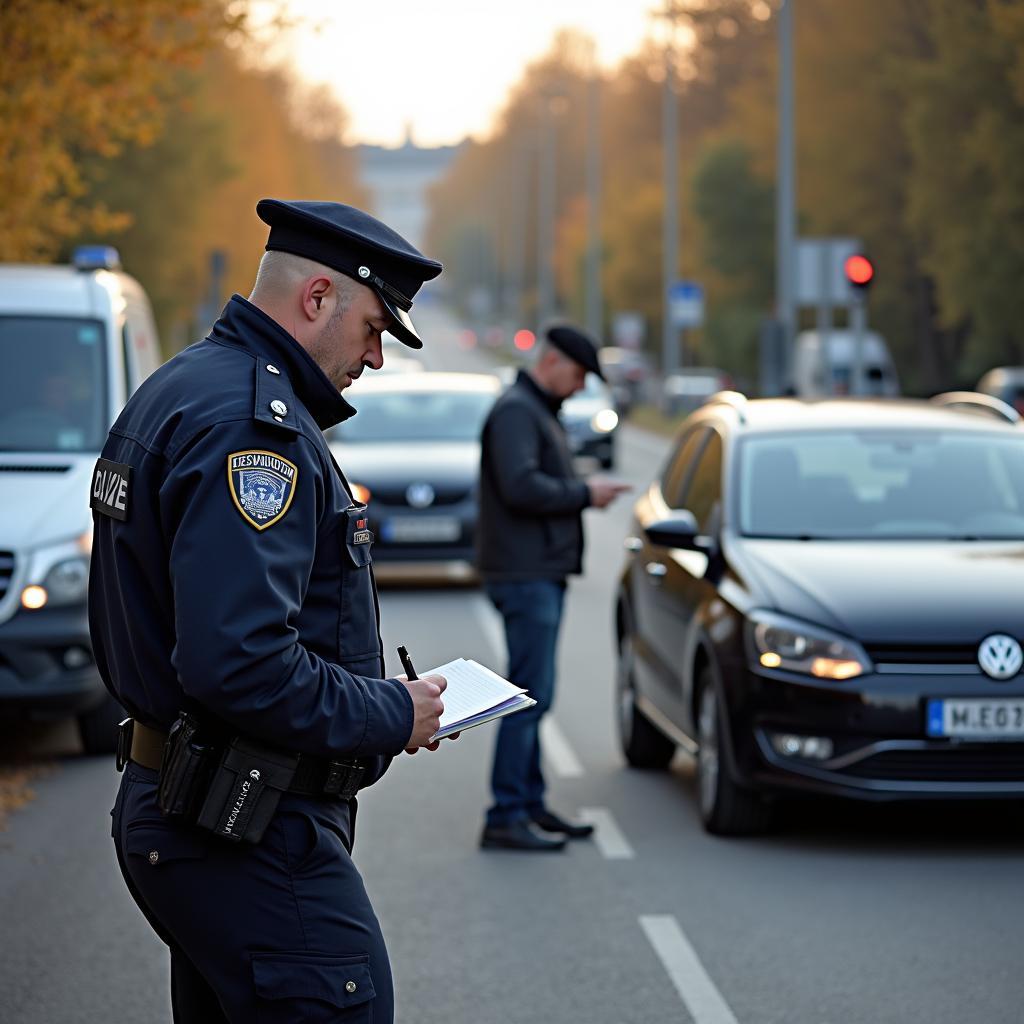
[546,323,605,380]
[256,199,443,349]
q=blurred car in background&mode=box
[660,367,733,417]
[328,372,501,582]
[793,329,900,397]
[598,346,651,415]
[976,367,1024,416]
[616,391,1024,835]
[379,334,425,374]
[0,246,162,752]
[560,372,619,468]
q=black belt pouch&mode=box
[196,736,299,845]
[157,713,218,821]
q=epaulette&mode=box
[252,356,300,434]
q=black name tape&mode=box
[91,458,132,522]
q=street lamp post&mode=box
[775,0,797,393]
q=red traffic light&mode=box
[844,254,874,288]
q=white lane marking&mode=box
[469,593,507,665]
[471,593,585,777]
[540,717,585,778]
[640,915,740,1024]
[577,806,634,859]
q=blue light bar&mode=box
[72,245,121,271]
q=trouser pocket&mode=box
[251,951,375,1023]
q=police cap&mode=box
[545,323,605,381]
[256,199,443,349]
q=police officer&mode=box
[90,200,450,1022]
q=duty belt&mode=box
[125,720,367,800]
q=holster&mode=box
[195,736,299,845]
[156,712,218,822]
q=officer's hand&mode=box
[587,478,632,509]
[400,673,446,753]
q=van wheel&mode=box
[78,694,124,755]
[617,635,675,769]
[696,668,772,835]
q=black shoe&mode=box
[531,810,595,839]
[480,821,567,851]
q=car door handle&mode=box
[644,561,668,580]
[624,536,643,552]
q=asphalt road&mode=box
[2,305,1023,1023]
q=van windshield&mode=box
[0,317,109,452]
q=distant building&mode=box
[357,129,462,251]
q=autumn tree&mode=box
[0,0,245,261]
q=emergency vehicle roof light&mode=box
[73,246,121,272]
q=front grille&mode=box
[372,485,472,508]
[866,643,978,666]
[844,746,1024,783]
[0,464,72,473]
[0,551,13,601]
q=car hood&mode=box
[328,440,479,488]
[561,397,604,423]
[0,455,94,550]
[739,538,1024,642]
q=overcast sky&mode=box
[262,0,659,146]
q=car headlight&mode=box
[21,533,91,610]
[590,409,619,434]
[746,610,872,681]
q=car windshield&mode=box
[331,388,496,443]
[0,316,109,452]
[738,430,1024,540]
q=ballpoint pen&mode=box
[397,645,418,680]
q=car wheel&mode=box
[77,693,124,755]
[617,634,675,769]
[696,668,772,835]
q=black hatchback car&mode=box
[616,392,1024,834]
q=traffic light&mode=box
[844,253,875,291]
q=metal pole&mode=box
[507,144,529,329]
[585,72,603,340]
[775,0,796,393]
[662,37,679,379]
[537,96,557,332]
[850,295,867,396]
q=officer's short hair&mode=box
[253,250,359,306]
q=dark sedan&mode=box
[616,393,1024,833]
[327,372,500,582]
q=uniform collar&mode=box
[517,369,564,415]
[210,295,356,429]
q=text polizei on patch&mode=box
[227,450,298,531]
[91,458,132,521]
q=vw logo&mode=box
[406,482,435,509]
[977,634,1023,680]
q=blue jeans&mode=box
[484,579,566,827]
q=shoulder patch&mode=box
[91,458,132,521]
[227,450,298,530]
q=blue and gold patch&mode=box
[227,450,297,530]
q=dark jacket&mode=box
[476,370,590,580]
[88,295,414,789]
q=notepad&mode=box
[421,658,537,741]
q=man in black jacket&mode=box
[477,324,629,851]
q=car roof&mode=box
[350,371,501,394]
[0,263,134,319]
[696,397,1023,435]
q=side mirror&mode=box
[643,511,702,550]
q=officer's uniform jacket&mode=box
[476,370,591,581]
[89,295,414,787]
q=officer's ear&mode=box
[302,277,332,321]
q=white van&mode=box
[0,247,161,752]
[793,329,900,398]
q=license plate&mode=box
[926,698,1024,738]
[380,516,460,543]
